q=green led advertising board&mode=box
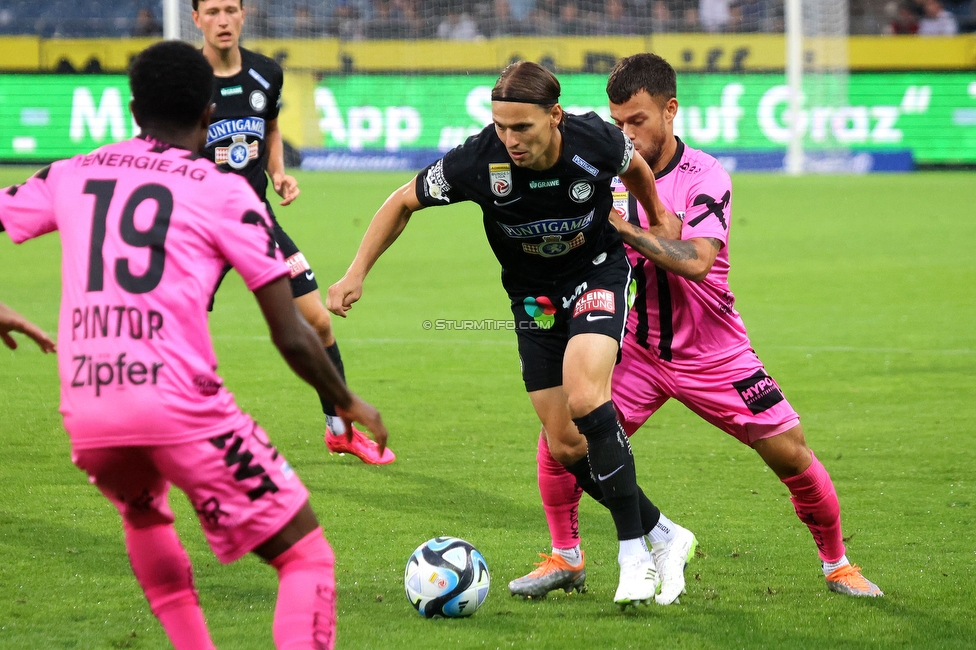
[1,73,974,164]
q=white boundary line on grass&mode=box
[212,336,973,354]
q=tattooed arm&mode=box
[609,212,721,282]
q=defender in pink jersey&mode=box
[0,42,390,649]
[525,53,882,602]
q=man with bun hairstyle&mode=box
[530,52,882,604]
[329,61,686,608]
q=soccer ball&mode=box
[404,537,490,618]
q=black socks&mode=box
[572,401,645,541]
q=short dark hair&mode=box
[192,0,243,11]
[491,61,560,109]
[129,41,214,128]
[606,53,677,105]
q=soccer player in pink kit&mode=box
[0,42,390,649]
[523,53,882,603]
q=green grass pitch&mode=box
[1,167,974,649]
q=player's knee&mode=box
[761,438,812,477]
[545,432,587,466]
[301,304,334,340]
[565,390,604,420]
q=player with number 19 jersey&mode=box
[0,135,289,449]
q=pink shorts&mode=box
[612,339,800,446]
[71,418,309,564]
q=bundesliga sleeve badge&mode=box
[489,163,512,197]
[215,134,259,170]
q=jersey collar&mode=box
[654,136,685,180]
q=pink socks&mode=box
[125,523,215,650]
[781,452,846,563]
[270,528,337,650]
[537,430,583,549]
[126,523,336,649]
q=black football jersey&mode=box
[415,112,635,293]
[203,47,282,200]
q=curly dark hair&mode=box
[129,41,214,128]
[607,53,677,105]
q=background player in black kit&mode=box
[329,62,681,608]
[193,0,395,464]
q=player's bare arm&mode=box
[0,301,56,353]
[617,153,682,239]
[327,179,423,317]
[266,118,300,206]
[255,276,390,451]
[610,212,720,282]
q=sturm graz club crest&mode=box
[489,163,512,197]
[569,180,593,203]
[249,90,267,112]
[215,134,259,170]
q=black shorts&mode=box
[208,201,318,311]
[511,253,632,392]
[268,201,319,299]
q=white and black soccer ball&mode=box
[404,536,490,618]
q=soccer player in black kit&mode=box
[329,62,684,608]
[193,0,394,464]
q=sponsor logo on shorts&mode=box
[562,282,588,309]
[573,289,615,317]
[523,296,556,329]
[195,496,229,527]
[285,251,312,278]
[732,370,785,415]
[569,180,593,203]
[489,163,512,197]
[209,430,281,501]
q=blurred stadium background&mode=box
[0,0,974,173]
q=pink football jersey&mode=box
[0,135,289,449]
[613,139,751,363]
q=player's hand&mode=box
[0,302,56,353]
[336,393,389,456]
[273,173,300,206]
[326,275,363,318]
